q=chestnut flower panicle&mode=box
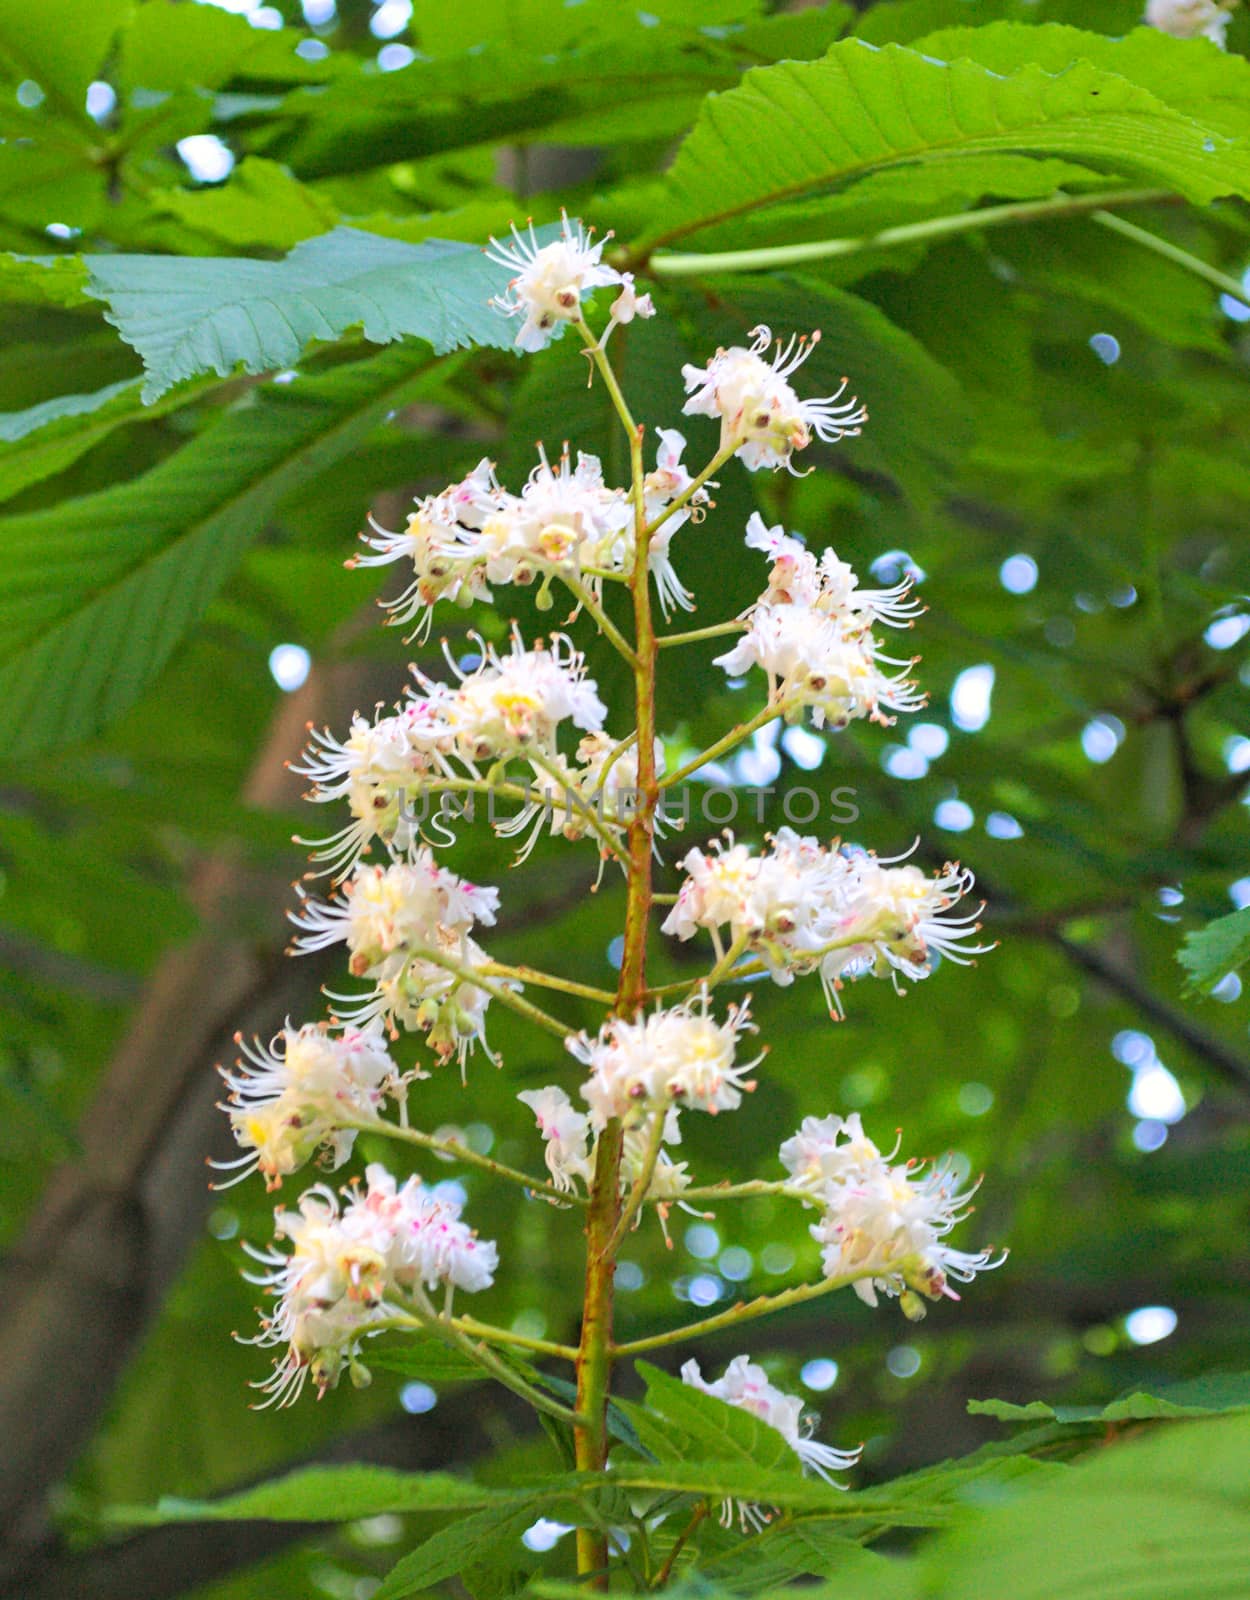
[211,1021,415,1192]
[662,831,990,1016]
[790,1119,1003,1315]
[682,325,866,473]
[569,992,761,1129]
[487,213,622,351]
[242,1163,497,1407]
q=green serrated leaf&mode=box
[0,377,217,505]
[971,1371,1250,1424]
[643,40,1250,252]
[1178,908,1250,996]
[913,22,1250,138]
[82,226,539,401]
[925,1414,1250,1599]
[0,251,91,308]
[0,346,437,755]
[110,1464,519,1525]
[634,1361,802,1475]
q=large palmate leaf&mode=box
[0,378,213,504]
[640,39,1250,251]
[922,1414,1250,1599]
[83,226,534,401]
[913,22,1250,137]
[257,11,850,178]
[0,346,439,756]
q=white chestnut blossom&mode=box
[662,830,989,1015]
[742,513,922,629]
[818,852,992,994]
[569,991,760,1129]
[779,1112,894,1197]
[682,325,866,473]
[1145,0,1236,44]
[492,732,666,873]
[242,1163,497,1406]
[422,631,607,769]
[350,459,507,638]
[211,1021,414,1192]
[518,1087,691,1222]
[716,603,925,730]
[681,1355,861,1528]
[518,1085,593,1193]
[807,1131,1002,1314]
[290,697,457,878]
[487,213,621,352]
[289,854,503,1068]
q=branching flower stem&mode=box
[612,1271,868,1357]
[640,441,738,543]
[402,1290,584,1423]
[658,619,747,650]
[560,570,640,666]
[571,313,665,1586]
[341,1116,583,1208]
[407,945,572,1041]
[661,699,795,789]
[480,961,617,1006]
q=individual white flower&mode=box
[715,604,925,730]
[349,459,508,638]
[778,1113,891,1196]
[290,697,457,878]
[425,631,607,769]
[211,1021,414,1192]
[518,1085,593,1193]
[569,991,761,1129]
[809,1139,1003,1314]
[326,928,502,1075]
[605,271,655,333]
[681,1355,861,1528]
[682,325,866,473]
[356,1162,499,1295]
[1145,0,1235,44]
[742,513,922,629]
[487,212,621,351]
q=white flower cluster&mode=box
[293,633,613,878]
[354,433,702,641]
[1145,0,1236,45]
[681,1355,860,1528]
[289,852,502,1067]
[780,1115,1002,1314]
[243,1164,497,1407]
[569,991,761,1128]
[682,326,867,473]
[715,514,925,729]
[486,213,648,352]
[211,1021,414,1192]
[663,830,989,1015]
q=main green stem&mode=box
[573,321,660,1587]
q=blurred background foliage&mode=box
[0,0,1248,1595]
